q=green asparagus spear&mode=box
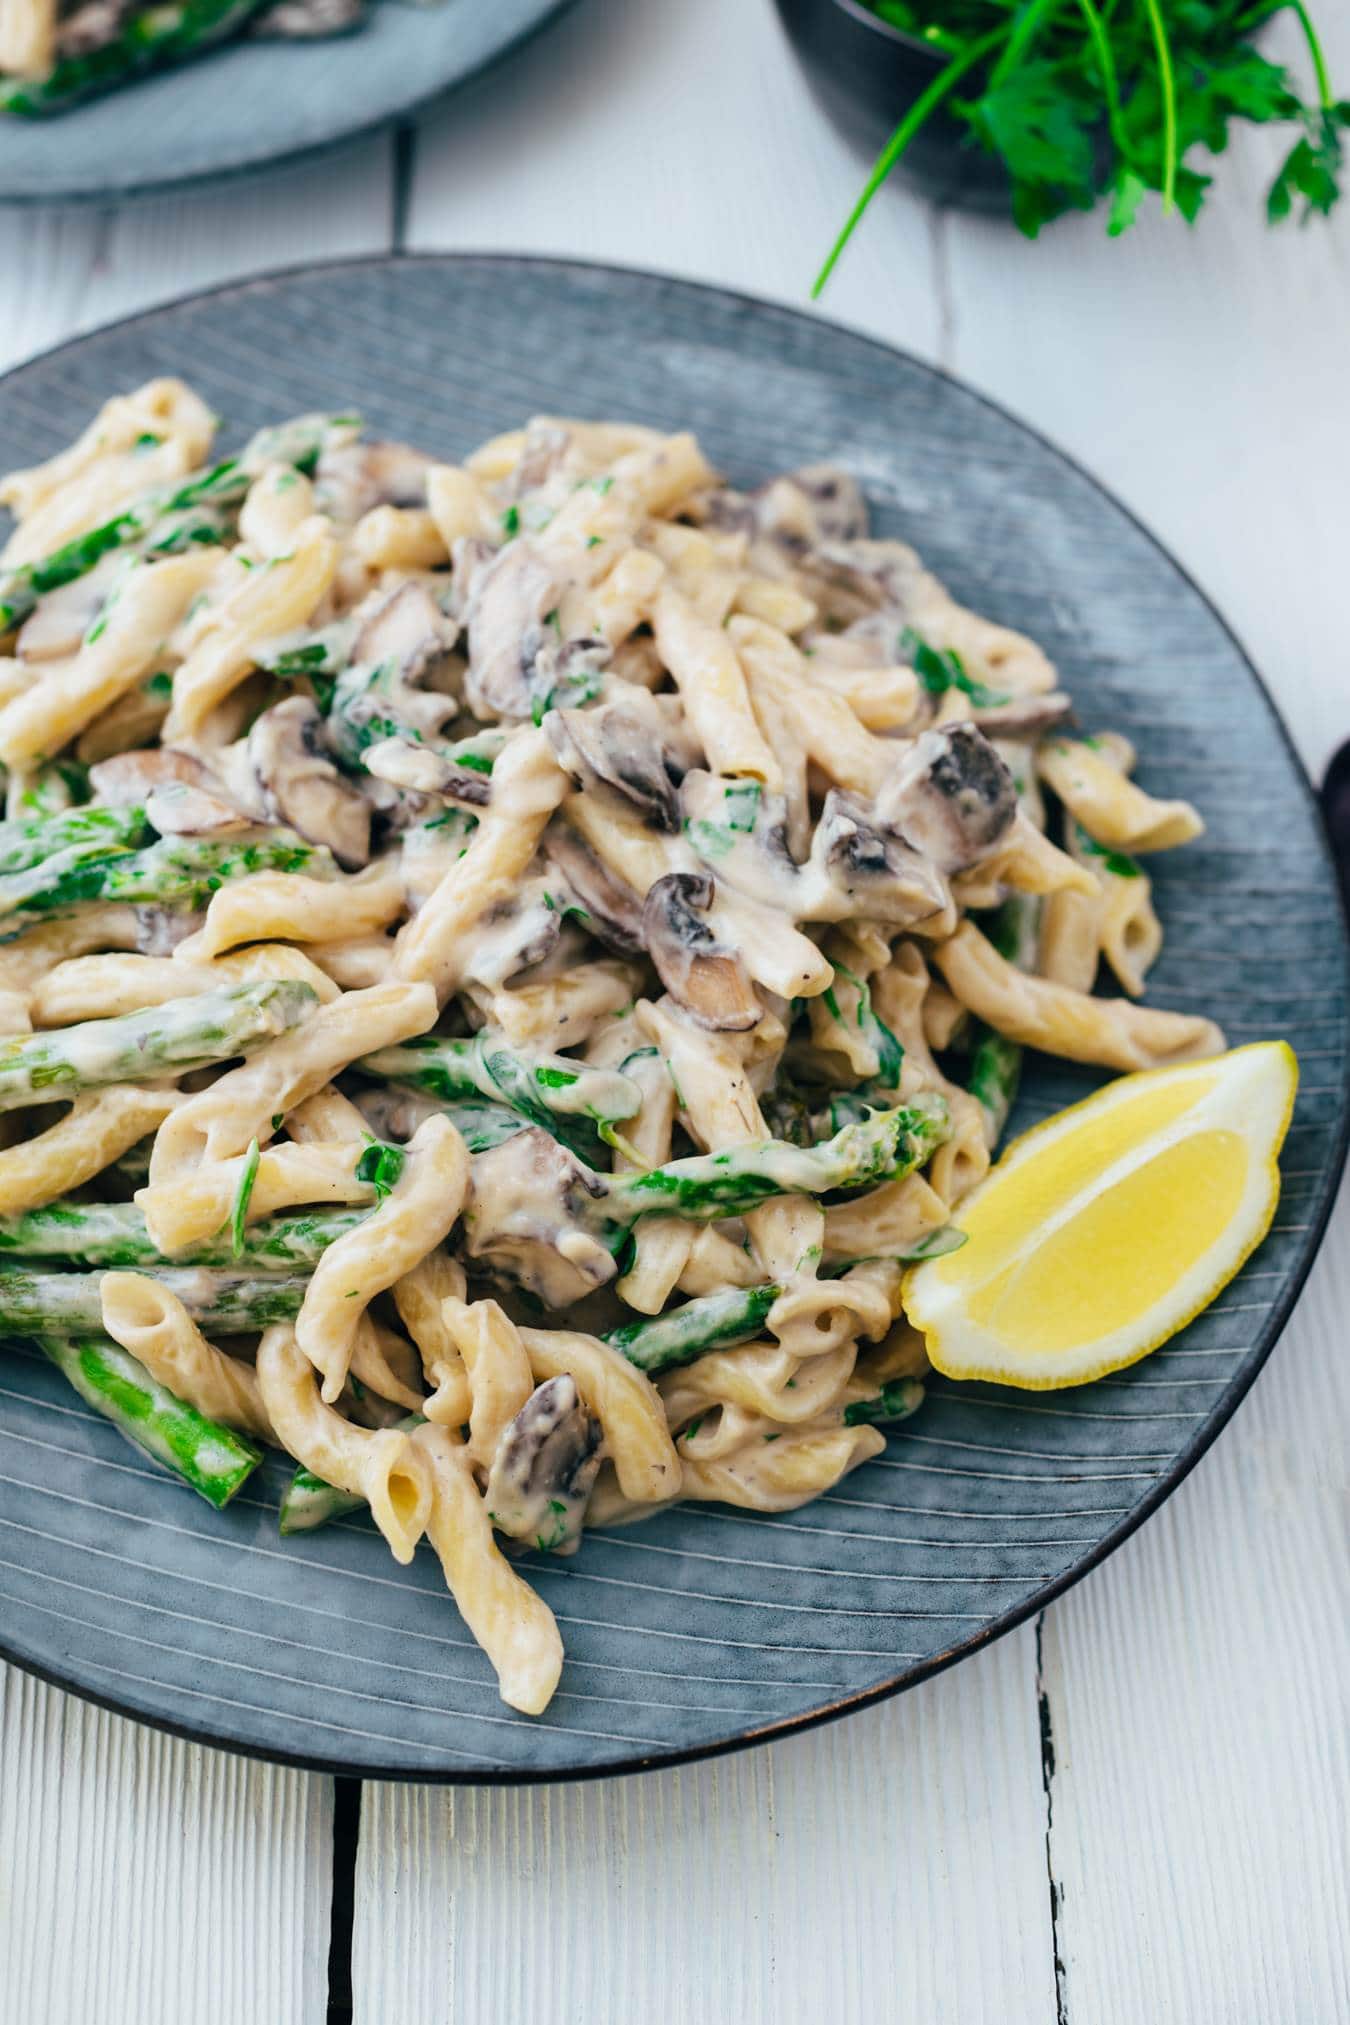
[0,414,359,631]
[466,1102,952,1298]
[967,1026,1023,1146]
[278,1413,425,1535]
[605,1284,781,1375]
[278,1469,366,1534]
[0,828,325,919]
[0,976,317,1110]
[0,1266,307,1333]
[438,1098,529,1153]
[607,1100,949,1225]
[360,1032,641,1160]
[0,1200,371,1270]
[842,1376,926,1427]
[0,803,150,877]
[35,1334,261,1508]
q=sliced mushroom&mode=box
[351,580,457,687]
[134,906,204,955]
[530,632,612,717]
[642,871,761,1032]
[248,696,372,868]
[967,692,1075,740]
[795,539,925,631]
[89,747,219,808]
[754,465,869,552]
[55,0,128,57]
[506,422,572,500]
[544,823,646,956]
[462,540,562,720]
[684,486,758,537]
[874,724,1017,874]
[352,1085,443,1144]
[91,746,256,835]
[314,438,434,523]
[463,1127,617,1306]
[545,702,679,833]
[809,789,953,927]
[249,0,365,34]
[144,780,254,838]
[484,1374,604,1555]
[461,882,563,990]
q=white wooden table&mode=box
[1,3,1347,2018]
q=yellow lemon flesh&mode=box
[904,1042,1298,1390]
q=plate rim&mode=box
[0,249,1345,1785]
[0,0,578,209]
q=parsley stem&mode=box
[1288,0,1332,107]
[812,26,1007,298]
[988,0,1062,89]
[1071,0,1126,150]
[1141,0,1178,215]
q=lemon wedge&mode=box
[904,1041,1298,1390]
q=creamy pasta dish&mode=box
[0,382,1222,1713]
[0,0,391,115]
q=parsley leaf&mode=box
[900,626,1010,709]
[354,1138,405,1202]
[816,0,1345,281]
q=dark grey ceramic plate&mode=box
[0,0,573,206]
[0,256,1344,1782]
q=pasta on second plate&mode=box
[0,385,1224,1711]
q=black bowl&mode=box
[775,0,1012,213]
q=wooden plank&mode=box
[0,1660,334,2025]
[935,20,1350,2011]
[0,136,395,378]
[1039,1174,1350,2024]
[354,1625,1058,2025]
[0,137,399,2025]
[374,14,1057,2016]
[405,0,944,367]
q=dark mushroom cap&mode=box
[812,789,952,925]
[351,580,457,688]
[248,695,371,868]
[484,1374,604,1552]
[546,702,680,833]
[875,724,1017,874]
[90,746,220,808]
[642,871,761,1031]
[545,823,646,956]
[463,541,560,720]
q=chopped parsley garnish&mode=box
[1074,823,1142,879]
[354,1139,405,1202]
[901,627,1009,710]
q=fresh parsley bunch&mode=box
[815,1,1346,289]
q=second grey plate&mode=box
[0,255,1344,1781]
[0,0,573,205]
